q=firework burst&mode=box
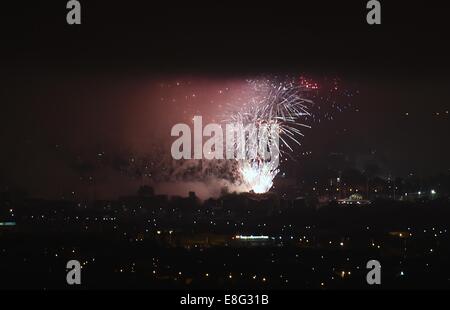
[226,77,314,193]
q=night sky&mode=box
[1,1,449,199]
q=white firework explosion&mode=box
[226,77,313,193]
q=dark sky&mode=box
[1,1,449,199]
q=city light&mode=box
[235,235,270,240]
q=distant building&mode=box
[137,185,155,197]
[337,193,371,206]
[400,190,438,202]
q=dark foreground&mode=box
[1,194,450,290]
